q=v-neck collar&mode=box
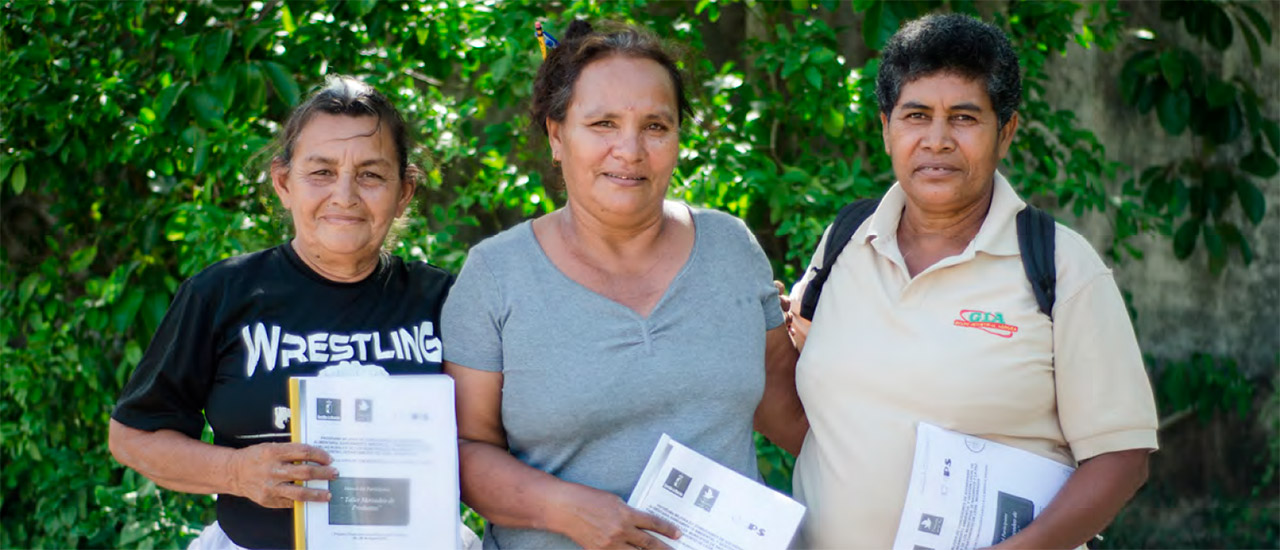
[524,206,703,322]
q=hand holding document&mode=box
[628,434,805,550]
[289,374,459,550]
[892,423,1075,550]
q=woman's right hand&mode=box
[550,483,681,550]
[228,442,338,509]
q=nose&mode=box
[921,117,955,152]
[330,171,359,207]
[610,128,645,163]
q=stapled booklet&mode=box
[892,422,1075,550]
[628,433,805,550]
[289,374,459,550]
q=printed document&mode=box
[892,422,1075,550]
[628,434,805,550]
[290,374,459,550]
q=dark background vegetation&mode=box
[2,0,1275,547]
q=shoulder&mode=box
[390,255,455,286]
[690,206,758,248]
[1051,221,1114,299]
[182,245,284,294]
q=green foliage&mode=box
[1,0,1271,547]
[1118,0,1275,273]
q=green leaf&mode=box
[18,273,39,307]
[1262,119,1280,156]
[238,63,266,111]
[1205,5,1234,49]
[862,1,897,51]
[1157,87,1191,135]
[1160,50,1184,88]
[191,128,210,174]
[804,66,822,89]
[1241,151,1279,178]
[1203,223,1226,272]
[263,61,301,107]
[822,108,845,138]
[242,24,273,55]
[1217,222,1252,266]
[69,245,97,273]
[203,28,232,74]
[1205,78,1235,108]
[1235,177,1266,225]
[1239,18,1263,66]
[188,87,225,127]
[1238,3,1273,44]
[138,107,156,124]
[174,34,201,75]
[153,82,188,122]
[281,3,297,34]
[11,163,26,194]
[1173,218,1200,259]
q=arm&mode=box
[753,325,807,456]
[108,419,336,508]
[992,449,1149,549]
[447,361,680,549]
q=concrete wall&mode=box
[1041,2,1280,375]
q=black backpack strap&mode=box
[1016,205,1057,319]
[799,198,880,321]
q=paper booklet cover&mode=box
[289,372,459,550]
[628,433,805,550]
[892,422,1075,550]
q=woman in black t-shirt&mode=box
[108,76,454,550]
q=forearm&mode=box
[995,449,1149,549]
[458,440,577,533]
[108,419,238,496]
[753,326,808,455]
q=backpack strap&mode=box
[799,198,880,321]
[1016,205,1057,319]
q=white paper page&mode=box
[295,375,459,550]
[892,423,1075,550]
[627,434,806,550]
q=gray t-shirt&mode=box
[443,206,784,549]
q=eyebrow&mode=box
[580,108,677,124]
[301,155,392,168]
[899,100,985,113]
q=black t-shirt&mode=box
[112,243,453,550]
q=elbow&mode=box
[107,418,140,469]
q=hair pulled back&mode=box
[273,75,417,183]
[531,20,692,136]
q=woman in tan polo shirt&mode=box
[785,14,1158,549]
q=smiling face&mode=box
[546,55,680,223]
[272,113,414,269]
[881,73,1018,216]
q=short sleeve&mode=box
[441,249,506,372]
[112,279,217,439]
[1054,271,1160,461]
[731,216,784,331]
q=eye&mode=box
[951,114,977,122]
[646,122,671,132]
[360,171,385,180]
[311,169,333,176]
[591,120,616,128]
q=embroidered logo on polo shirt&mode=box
[954,309,1018,338]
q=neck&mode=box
[290,239,380,283]
[560,200,668,266]
[898,190,993,245]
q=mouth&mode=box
[913,163,961,177]
[320,214,366,225]
[602,172,648,184]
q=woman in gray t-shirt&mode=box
[442,20,805,550]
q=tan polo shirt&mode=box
[790,173,1159,548]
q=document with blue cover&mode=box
[892,422,1075,550]
[628,434,805,550]
[289,374,459,550]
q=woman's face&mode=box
[272,113,413,263]
[880,73,1017,216]
[546,55,680,222]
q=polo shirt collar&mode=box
[863,171,1026,258]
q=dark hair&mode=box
[273,75,417,183]
[531,20,692,136]
[876,13,1021,128]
